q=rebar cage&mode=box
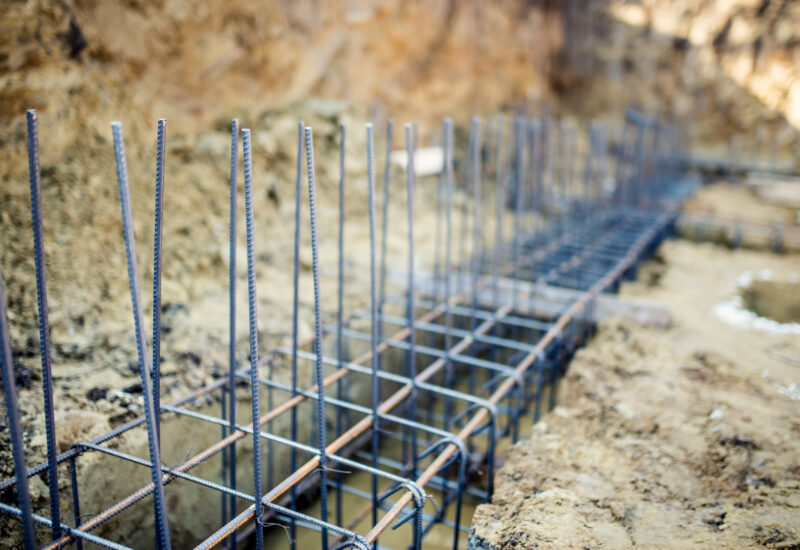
[0,108,690,549]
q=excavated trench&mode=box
[67,328,545,549]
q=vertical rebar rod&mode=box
[442,119,455,429]
[304,126,330,550]
[404,123,419,481]
[220,388,228,526]
[335,122,346,528]
[111,122,172,550]
[266,364,274,492]
[152,119,166,445]
[544,118,555,224]
[512,118,524,302]
[632,118,645,207]
[289,120,303,550]
[582,123,594,218]
[458,124,473,295]
[0,265,36,549]
[469,117,482,396]
[366,122,380,549]
[557,121,568,235]
[241,128,264,550]
[401,125,412,466]
[524,120,538,305]
[440,117,458,528]
[68,455,83,550]
[220,140,229,528]
[524,119,535,242]
[470,116,482,314]
[25,109,61,539]
[615,113,628,207]
[433,123,445,305]
[567,123,576,218]
[594,123,602,207]
[482,115,494,259]
[532,120,544,245]
[492,116,505,319]
[378,119,394,360]
[598,123,608,210]
[428,121,447,435]
[647,117,661,202]
[592,121,602,190]
[377,118,392,480]
[226,119,239,550]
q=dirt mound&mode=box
[470,319,800,549]
[470,236,800,549]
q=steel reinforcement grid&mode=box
[0,108,689,550]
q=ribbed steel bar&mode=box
[335,121,347,530]
[512,117,525,302]
[226,118,239,550]
[241,127,264,550]
[0,502,131,550]
[378,119,394,375]
[469,117,482,398]
[111,122,172,550]
[0,266,37,549]
[304,126,330,550]
[152,119,167,446]
[433,122,445,306]
[491,115,505,363]
[457,119,473,296]
[290,119,304,550]
[403,123,419,483]
[366,122,380,550]
[442,118,455,431]
[25,109,61,540]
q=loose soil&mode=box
[470,237,800,549]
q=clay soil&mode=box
[470,184,800,549]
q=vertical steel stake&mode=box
[111,121,172,550]
[25,109,61,539]
[241,128,264,550]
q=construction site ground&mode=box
[470,183,800,549]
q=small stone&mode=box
[86,387,107,401]
[609,500,626,520]
[123,382,143,394]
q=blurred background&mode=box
[1,0,798,352]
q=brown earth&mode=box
[470,233,800,548]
